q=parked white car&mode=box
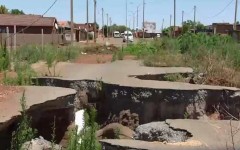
[113,31,121,38]
[123,31,134,43]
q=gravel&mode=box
[21,136,62,150]
[134,122,191,143]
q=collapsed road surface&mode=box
[100,119,240,150]
[0,86,76,150]
[34,60,240,122]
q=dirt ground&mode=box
[0,84,22,101]
[75,54,136,64]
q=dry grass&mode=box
[126,35,240,88]
[143,52,186,67]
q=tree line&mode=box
[0,5,25,15]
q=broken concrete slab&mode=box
[100,119,240,150]
[166,119,240,150]
[0,86,76,126]
[0,86,76,150]
[32,60,239,90]
[100,139,204,150]
[33,60,240,124]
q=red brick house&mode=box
[0,14,58,34]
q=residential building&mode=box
[0,14,58,34]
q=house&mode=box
[75,23,98,40]
[212,23,233,35]
[58,21,80,42]
[0,14,58,34]
[74,23,95,32]
[0,14,63,47]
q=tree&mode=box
[182,20,205,34]
[0,5,8,14]
[102,24,129,37]
[10,9,25,15]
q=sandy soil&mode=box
[0,84,22,101]
[75,54,136,64]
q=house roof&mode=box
[58,21,71,28]
[0,14,57,27]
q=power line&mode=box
[5,0,58,40]
[208,0,234,18]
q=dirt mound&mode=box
[102,110,139,130]
[83,44,119,54]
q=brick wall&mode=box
[0,26,56,34]
[0,33,63,47]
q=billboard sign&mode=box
[144,22,156,33]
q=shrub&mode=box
[14,44,81,65]
[0,42,10,71]
[4,63,36,85]
[67,108,101,150]
[11,91,37,150]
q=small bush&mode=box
[14,45,81,65]
[67,108,101,150]
[111,53,117,62]
[0,42,10,71]
[88,33,93,40]
[4,63,36,85]
[11,91,37,150]
[164,73,184,82]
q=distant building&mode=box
[0,14,58,34]
[212,23,233,35]
[58,21,97,42]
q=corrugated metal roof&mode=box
[0,14,56,27]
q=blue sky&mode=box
[1,0,239,29]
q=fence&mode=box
[0,33,64,49]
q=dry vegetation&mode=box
[123,33,240,87]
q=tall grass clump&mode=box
[178,33,240,68]
[0,41,10,71]
[67,108,101,150]
[14,44,81,64]
[11,91,37,150]
[3,62,36,85]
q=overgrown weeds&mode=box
[15,45,80,64]
[3,63,36,85]
[124,33,240,87]
[0,41,10,71]
[67,108,101,150]
[11,91,37,150]
[1,44,82,85]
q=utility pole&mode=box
[133,13,135,31]
[182,10,184,26]
[70,0,74,45]
[110,17,112,37]
[126,0,129,43]
[173,0,176,37]
[162,18,164,33]
[94,0,97,43]
[170,14,172,27]
[143,0,145,39]
[234,0,238,30]
[137,5,140,30]
[102,8,105,39]
[86,0,89,43]
[194,5,196,33]
[106,13,109,39]
[126,0,128,30]
[170,14,172,37]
